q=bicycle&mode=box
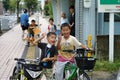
[63,48,96,80]
[9,57,52,80]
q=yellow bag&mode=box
[33,27,41,35]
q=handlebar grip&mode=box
[14,58,25,61]
[62,50,73,53]
[14,58,19,61]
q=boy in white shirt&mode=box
[55,23,90,80]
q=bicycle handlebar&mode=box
[14,58,41,64]
[62,48,95,54]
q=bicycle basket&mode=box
[24,64,42,71]
[75,57,96,70]
[23,64,42,79]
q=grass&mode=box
[94,59,120,72]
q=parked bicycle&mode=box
[63,48,96,80]
[9,58,42,80]
[9,57,52,80]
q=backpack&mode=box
[48,24,57,31]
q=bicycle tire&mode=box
[77,72,90,80]
[11,66,20,80]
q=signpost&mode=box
[98,0,120,62]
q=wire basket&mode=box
[75,57,96,70]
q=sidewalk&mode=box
[0,24,26,80]
[0,13,49,80]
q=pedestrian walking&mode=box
[20,9,29,39]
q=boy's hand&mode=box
[42,58,50,62]
[58,34,62,42]
[41,33,46,38]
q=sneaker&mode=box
[27,42,30,47]
[22,40,27,45]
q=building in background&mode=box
[51,0,95,44]
[51,0,120,60]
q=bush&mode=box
[94,60,120,72]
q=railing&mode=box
[1,15,17,30]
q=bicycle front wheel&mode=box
[64,69,71,80]
[10,66,20,80]
[77,72,90,80]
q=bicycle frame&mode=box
[63,48,96,80]
[64,63,77,80]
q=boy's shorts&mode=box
[21,25,28,30]
[28,33,34,38]
[40,68,53,80]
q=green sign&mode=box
[100,0,120,5]
[98,0,120,12]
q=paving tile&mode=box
[0,14,49,80]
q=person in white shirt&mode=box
[60,12,69,25]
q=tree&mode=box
[2,0,10,12]
[24,0,38,16]
[44,5,49,16]
[16,0,21,23]
[48,1,53,17]
[44,0,53,17]
[9,0,16,13]
[0,22,2,34]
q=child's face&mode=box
[61,13,65,18]
[49,20,53,25]
[47,34,56,45]
[70,8,74,13]
[31,22,35,26]
[61,26,71,38]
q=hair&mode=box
[49,18,54,22]
[69,5,74,9]
[61,12,66,18]
[47,32,56,37]
[31,19,35,23]
[23,9,27,13]
[61,23,71,30]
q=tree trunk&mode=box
[0,19,2,33]
[16,0,21,23]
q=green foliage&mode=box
[24,0,38,12]
[94,60,120,72]
[9,0,16,12]
[48,1,53,17]
[44,5,49,11]
[44,1,53,17]
[2,0,10,11]
[44,5,49,16]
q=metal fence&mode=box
[1,15,17,30]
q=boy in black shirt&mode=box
[33,32,58,80]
